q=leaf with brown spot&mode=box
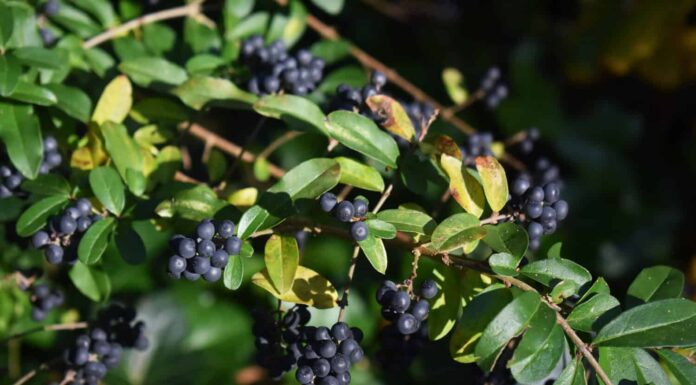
[365,94,416,141]
[475,156,509,212]
[440,154,485,217]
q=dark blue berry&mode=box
[390,290,411,312]
[296,366,313,384]
[331,322,350,341]
[512,177,530,196]
[191,257,211,274]
[541,206,557,222]
[320,193,337,212]
[376,280,397,303]
[411,299,430,321]
[178,238,196,258]
[216,220,235,239]
[59,215,77,234]
[527,186,544,202]
[168,255,186,274]
[543,183,560,203]
[45,244,63,264]
[77,217,92,232]
[397,313,419,335]
[335,201,354,222]
[315,326,331,341]
[196,220,215,240]
[76,198,92,215]
[527,222,543,240]
[312,358,330,377]
[353,199,368,218]
[371,71,387,88]
[553,200,568,221]
[203,267,222,282]
[211,250,229,268]
[420,279,438,299]
[197,239,216,257]
[350,222,368,242]
[32,231,49,248]
[318,340,337,358]
[225,236,242,255]
[525,202,543,219]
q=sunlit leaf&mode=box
[252,265,338,309]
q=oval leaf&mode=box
[510,305,565,383]
[69,261,111,302]
[335,156,385,192]
[567,294,620,332]
[325,110,400,168]
[475,156,508,212]
[365,219,396,239]
[428,264,463,341]
[626,265,685,308]
[431,213,487,253]
[553,359,586,385]
[92,75,132,125]
[21,174,71,197]
[440,154,485,217]
[656,350,696,385]
[174,75,257,110]
[254,94,327,135]
[365,94,416,141]
[16,195,69,237]
[357,235,387,274]
[224,254,244,290]
[520,257,592,288]
[252,265,338,309]
[78,217,116,265]
[89,166,125,215]
[45,84,92,123]
[264,234,299,294]
[0,102,43,179]
[119,56,188,86]
[482,222,528,260]
[376,208,436,235]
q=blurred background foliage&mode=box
[1,0,695,384]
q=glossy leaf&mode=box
[8,81,57,106]
[78,218,116,265]
[489,252,518,276]
[376,209,436,235]
[626,265,684,308]
[431,213,487,253]
[578,277,611,304]
[475,156,509,212]
[254,94,327,135]
[598,347,671,385]
[440,154,485,217]
[170,184,227,221]
[357,235,388,274]
[21,174,71,197]
[510,305,565,383]
[224,254,244,290]
[92,75,132,125]
[365,219,397,239]
[428,264,462,341]
[15,195,69,237]
[0,54,21,96]
[656,349,696,385]
[283,0,306,47]
[119,56,188,86]
[553,359,586,385]
[633,348,671,385]
[325,110,400,168]
[365,94,416,141]
[174,75,257,110]
[475,291,541,371]
[482,222,528,259]
[264,234,299,294]
[567,294,621,332]
[0,102,43,178]
[252,265,338,309]
[238,158,340,238]
[520,257,592,288]
[594,299,696,347]
[310,40,351,65]
[69,261,111,302]
[100,122,144,195]
[335,156,385,192]
[45,84,93,123]
[89,166,125,216]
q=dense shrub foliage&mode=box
[0,1,695,385]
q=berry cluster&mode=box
[168,219,240,282]
[319,193,369,242]
[375,280,437,369]
[330,71,387,115]
[24,283,64,321]
[460,132,495,164]
[517,127,540,155]
[509,175,568,250]
[61,304,148,385]
[253,305,311,379]
[401,100,436,137]
[295,322,364,385]
[31,198,100,265]
[240,36,325,96]
[0,136,62,198]
[479,67,508,109]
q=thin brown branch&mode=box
[12,358,61,385]
[83,1,204,49]
[337,246,361,322]
[174,171,202,184]
[372,183,394,213]
[258,131,303,159]
[441,89,486,117]
[2,322,89,345]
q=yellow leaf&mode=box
[252,266,338,309]
[228,187,258,207]
[365,94,416,141]
[70,147,94,170]
[92,75,132,126]
[475,156,509,212]
[440,154,485,217]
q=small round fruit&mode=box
[203,267,222,282]
[312,358,331,377]
[320,193,337,212]
[77,217,92,233]
[45,244,64,264]
[318,340,337,358]
[211,250,229,268]
[191,257,211,274]
[76,198,92,215]
[331,322,350,341]
[411,299,430,321]
[353,199,368,217]
[543,183,560,203]
[338,339,358,356]
[296,366,313,384]
[397,313,419,335]
[420,279,438,299]
[525,201,543,219]
[331,354,349,374]
[32,231,50,248]
[553,200,569,221]
[390,290,411,312]
[59,215,77,234]
[225,236,242,255]
[527,222,543,240]
[527,186,544,202]
[168,255,186,275]
[348,347,364,363]
[371,71,387,88]
[178,238,197,258]
[196,240,216,257]
[196,220,215,240]
[334,201,354,222]
[376,280,397,303]
[512,177,530,196]
[216,220,235,239]
[314,326,331,341]
[350,222,368,242]
[541,206,557,222]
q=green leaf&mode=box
[475,291,542,371]
[428,264,462,341]
[510,305,565,383]
[44,84,92,123]
[325,110,400,168]
[0,2,14,49]
[252,265,338,309]
[91,75,132,125]
[224,254,244,290]
[633,348,671,385]
[656,350,696,385]
[365,94,416,141]
[100,122,144,195]
[21,174,71,197]
[264,234,299,294]
[626,266,685,308]
[520,257,592,288]
[0,54,21,97]
[450,287,513,363]
[365,219,396,239]
[598,347,671,385]
[318,65,368,94]
[254,94,327,135]
[431,213,487,253]
[489,252,518,276]
[0,103,42,179]
[225,12,269,41]
[440,154,485,217]
[357,235,388,274]
[283,0,306,47]
[142,23,176,55]
[185,54,225,75]
[567,294,621,332]
[399,153,448,196]
[169,184,227,221]
[481,222,528,259]
[594,299,696,348]
[224,0,255,32]
[70,0,118,27]
[310,0,344,14]
[15,195,69,237]
[84,48,115,77]
[184,17,221,54]
[238,158,340,238]
[78,218,116,265]
[174,75,257,110]
[69,261,111,302]
[12,47,67,70]
[376,209,436,235]
[310,40,351,65]
[51,3,100,37]
[442,68,468,105]
[550,280,580,303]
[553,359,586,385]
[119,56,188,86]
[475,156,509,212]
[335,157,384,192]
[7,81,57,106]
[578,277,611,304]
[89,166,125,216]
[547,242,563,258]
[113,222,147,265]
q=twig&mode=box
[337,246,361,322]
[83,1,204,49]
[258,131,303,159]
[441,89,486,118]
[226,117,267,177]
[2,322,88,344]
[372,183,394,213]
[12,357,61,385]
[479,213,512,226]
[174,171,203,184]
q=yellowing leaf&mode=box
[91,75,132,125]
[442,67,468,105]
[252,266,338,309]
[365,94,416,141]
[228,187,258,207]
[70,146,95,170]
[264,234,299,294]
[440,154,485,217]
[475,156,509,212]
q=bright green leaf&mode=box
[15,195,69,237]
[252,265,338,309]
[264,234,299,294]
[69,261,111,302]
[89,166,125,215]
[0,102,43,179]
[626,266,685,308]
[431,213,487,253]
[335,156,384,192]
[325,110,400,168]
[358,235,388,274]
[78,217,116,265]
[376,209,436,235]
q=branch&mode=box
[83,1,204,49]
[337,246,360,322]
[258,131,303,159]
[2,322,88,344]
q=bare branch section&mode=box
[2,322,89,345]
